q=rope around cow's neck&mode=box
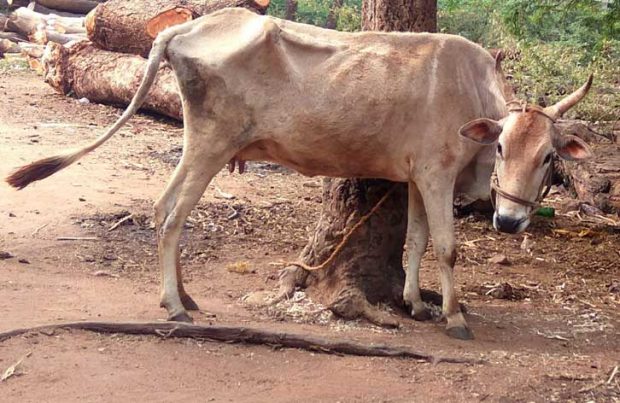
[286,184,398,272]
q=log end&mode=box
[146,7,193,40]
[253,0,271,9]
[84,6,98,39]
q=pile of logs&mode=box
[1,0,269,116]
[0,1,95,64]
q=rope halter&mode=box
[490,100,555,215]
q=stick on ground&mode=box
[0,321,482,365]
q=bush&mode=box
[501,39,619,122]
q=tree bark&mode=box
[277,1,438,327]
[85,0,270,58]
[325,0,342,29]
[43,41,181,119]
[362,0,436,32]
[285,0,297,21]
[554,123,620,214]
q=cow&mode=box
[6,8,593,339]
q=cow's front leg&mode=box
[419,179,473,340]
[403,181,431,321]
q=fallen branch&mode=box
[108,213,133,231]
[0,321,482,365]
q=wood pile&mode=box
[1,0,270,95]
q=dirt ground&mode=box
[1,64,619,403]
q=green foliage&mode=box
[0,58,28,72]
[502,39,619,121]
[268,0,361,30]
[437,0,619,122]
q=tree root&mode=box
[0,321,483,365]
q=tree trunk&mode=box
[43,41,181,120]
[362,0,436,32]
[276,1,438,326]
[0,31,26,42]
[285,0,297,21]
[32,26,86,44]
[85,0,270,58]
[325,0,342,29]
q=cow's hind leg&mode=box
[154,145,234,322]
[403,181,431,321]
[418,178,473,340]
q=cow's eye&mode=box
[497,144,503,158]
[543,153,552,165]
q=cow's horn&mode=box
[544,74,593,119]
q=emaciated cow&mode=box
[6,8,593,339]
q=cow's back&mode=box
[166,8,506,181]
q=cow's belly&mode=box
[235,138,410,181]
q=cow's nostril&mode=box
[494,215,523,234]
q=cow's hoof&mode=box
[412,307,433,322]
[168,311,193,323]
[180,294,200,311]
[446,325,474,340]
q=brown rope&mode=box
[286,184,398,272]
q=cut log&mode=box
[0,30,26,41]
[29,3,87,18]
[0,38,43,56]
[31,25,86,44]
[36,0,105,14]
[43,41,181,120]
[0,0,31,8]
[85,0,270,57]
[557,143,620,214]
[0,37,19,53]
[6,7,85,36]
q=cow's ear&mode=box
[459,118,503,144]
[552,134,592,161]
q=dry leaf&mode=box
[226,261,255,274]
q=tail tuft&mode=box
[6,155,74,190]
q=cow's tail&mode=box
[6,28,180,190]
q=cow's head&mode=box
[458,75,593,234]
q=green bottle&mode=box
[535,207,555,218]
